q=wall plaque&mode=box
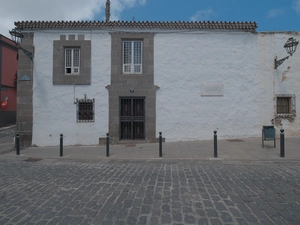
[19,75,31,81]
[201,83,223,96]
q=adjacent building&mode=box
[13,14,300,147]
[0,35,18,127]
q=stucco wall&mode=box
[31,29,300,146]
[154,32,300,141]
[32,31,110,146]
[272,33,300,135]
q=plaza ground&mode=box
[0,124,300,224]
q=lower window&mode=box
[276,94,296,118]
[77,98,95,122]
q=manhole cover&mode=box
[24,157,42,162]
[226,139,244,142]
[125,144,136,147]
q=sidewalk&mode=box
[1,136,299,162]
[0,124,15,155]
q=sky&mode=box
[1,0,300,38]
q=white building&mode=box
[14,18,300,146]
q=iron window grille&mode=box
[276,94,296,118]
[76,98,95,122]
[123,40,142,74]
[65,48,80,74]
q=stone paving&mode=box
[0,158,299,225]
[0,125,15,155]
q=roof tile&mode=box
[14,20,257,32]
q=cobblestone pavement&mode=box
[0,125,15,155]
[0,158,300,225]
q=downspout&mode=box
[273,34,276,127]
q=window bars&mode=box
[76,97,95,122]
[276,94,296,118]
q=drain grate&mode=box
[125,144,136,147]
[24,157,42,162]
[226,139,244,142]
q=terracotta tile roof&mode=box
[15,20,257,32]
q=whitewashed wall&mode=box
[31,29,300,146]
[154,31,300,141]
[32,31,110,146]
[272,33,300,135]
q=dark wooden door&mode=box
[120,98,145,140]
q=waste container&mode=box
[262,126,276,148]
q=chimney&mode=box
[106,0,110,22]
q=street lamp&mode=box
[274,37,298,69]
[9,27,33,60]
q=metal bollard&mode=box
[159,132,162,157]
[106,133,109,157]
[214,130,217,158]
[280,129,285,157]
[60,134,63,157]
[16,133,20,155]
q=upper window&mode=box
[276,94,296,118]
[53,35,91,85]
[123,40,142,74]
[65,48,80,74]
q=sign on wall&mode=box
[201,83,223,96]
[19,75,31,81]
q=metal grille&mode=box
[77,98,95,122]
[120,98,145,140]
[277,97,291,114]
[73,49,80,66]
[65,49,72,67]
[123,40,142,74]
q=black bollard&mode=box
[159,132,162,157]
[106,133,109,157]
[60,134,63,157]
[16,133,20,155]
[280,129,285,157]
[214,130,217,158]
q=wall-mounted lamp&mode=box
[275,37,299,69]
[130,89,134,93]
[9,27,34,60]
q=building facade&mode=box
[13,20,300,147]
[0,35,18,127]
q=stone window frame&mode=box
[53,35,91,85]
[276,94,296,118]
[110,32,154,78]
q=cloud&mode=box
[110,0,146,20]
[0,0,146,38]
[190,9,214,21]
[266,8,285,18]
[293,0,300,13]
